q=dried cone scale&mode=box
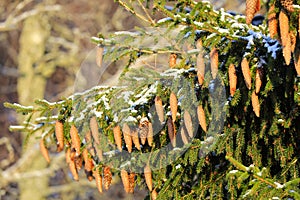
[70,124,81,155]
[210,47,218,79]
[279,10,291,65]
[169,53,177,68]
[55,120,64,152]
[241,57,252,90]
[103,166,112,190]
[120,169,130,193]
[113,125,122,152]
[196,39,205,85]
[170,92,178,122]
[144,165,153,191]
[197,105,207,133]
[280,0,294,12]
[268,4,278,38]
[184,110,193,137]
[40,139,50,163]
[93,168,103,193]
[122,123,133,153]
[155,96,164,123]
[255,68,263,94]
[246,0,260,24]
[228,63,237,96]
[251,91,260,117]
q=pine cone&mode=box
[139,118,149,145]
[113,125,122,152]
[170,92,178,122]
[151,189,158,200]
[65,147,71,164]
[144,165,153,191]
[184,110,193,137]
[210,47,218,79]
[196,39,205,85]
[155,96,164,123]
[39,139,50,163]
[180,127,189,145]
[255,68,263,94]
[82,148,94,172]
[131,129,141,150]
[103,166,112,190]
[84,130,96,157]
[93,168,103,193]
[55,120,64,152]
[169,53,177,68]
[90,116,100,145]
[122,123,133,153]
[167,116,176,147]
[279,10,291,65]
[147,122,153,147]
[197,105,207,133]
[129,172,135,193]
[241,57,252,89]
[228,63,237,96]
[246,0,260,24]
[280,0,294,12]
[69,159,79,181]
[251,91,260,117]
[120,169,130,193]
[268,4,278,39]
[70,124,81,156]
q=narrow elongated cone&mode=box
[197,105,207,133]
[251,91,260,117]
[70,125,81,155]
[85,130,95,157]
[103,166,112,190]
[131,129,141,150]
[184,110,193,137]
[55,121,64,152]
[113,125,122,152]
[196,39,205,85]
[65,148,71,164]
[139,118,149,145]
[155,96,164,123]
[167,116,176,147]
[40,139,50,163]
[122,123,132,153]
[96,46,104,67]
[268,4,278,39]
[170,92,178,122]
[120,169,130,193]
[246,0,260,24]
[69,159,79,181]
[169,53,177,68]
[90,116,100,144]
[151,189,158,200]
[255,68,263,94]
[294,48,300,76]
[279,10,291,65]
[93,168,103,193]
[147,122,153,147]
[144,165,153,191]
[241,57,252,89]
[129,172,135,193]
[280,0,294,12]
[180,127,189,145]
[210,47,218,79]
[228,64,237,96]
[82,148,94,172]
[283,34,292,65]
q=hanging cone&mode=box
[255,68,263,94]
[131,129,141,150]
[167,116,176,147]
[196,39,205,85]
[170,92,178,122]
[65,147,71,164]
[147,122,153,147]
[129,172,135,193]
[55,120,64,152]
[74,154,83,170]
[228,63,237,96]
[184,110,193,137]
[241,57,252,90]
[155,96,164,123]
[279,10,291,65]
[144,165,153,191]
[169,53,177,68]
[197,105,207,133]
[93,168,103,193]
[280,0,294,12]
[139,118,149,145]
[246,0,260,24]
[39,139,50,163]
[251,91,260,117]
[151,189,158,200]
[120,169,130,193]
[96,46,104,67]
[69,159,79,181]
[180,127,189,145]
[82,148,94,172]
[268,4,278,39]
[85,130,95,157]
[210,47,218,79]
[294,47,300,76]
[122,123,133,153]
[90,116,100,145]
[113,125,122,152]
[70,124,81,156]
[103,166,112,190]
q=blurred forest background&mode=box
[0,0,254,199]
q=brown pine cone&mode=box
[246,0,260,24]
[55,120,64,152]
[280,0,294,12]
[228,63,237,96]
[268,4,278,39]
[139,118,149,145]
[103,166,112,190]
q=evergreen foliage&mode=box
[4,0,300,199]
